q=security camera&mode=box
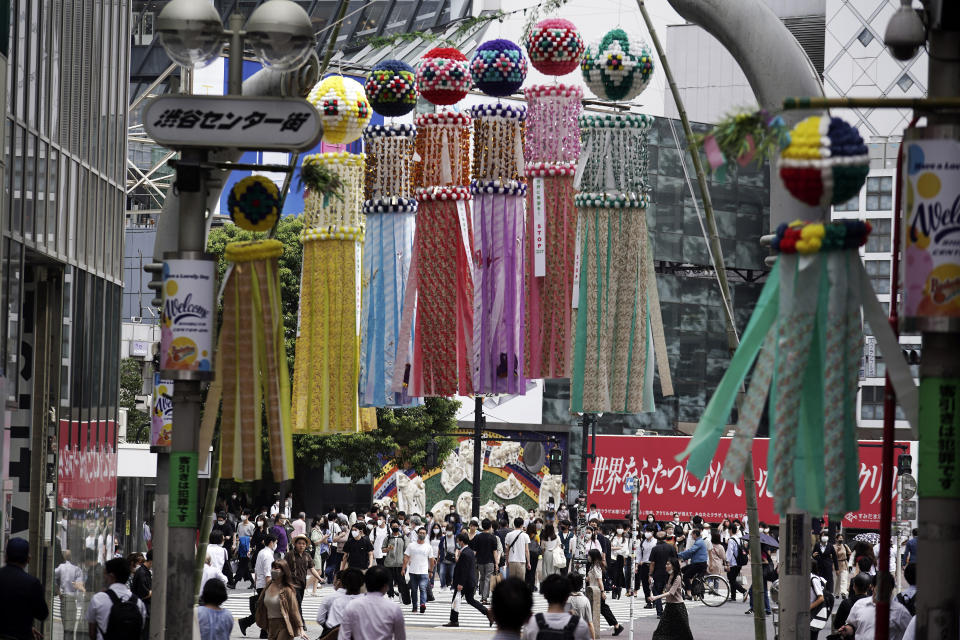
[156,0,224,68]
[244,0,316,72]
[884,1,925,61]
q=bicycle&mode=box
[690,573,730,607]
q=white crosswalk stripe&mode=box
[223,588,699,631]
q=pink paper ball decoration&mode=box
[416,47,472,106]
[524,18,585,76]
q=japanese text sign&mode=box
[586,435,907,526]
[170,452,198,529]
[919,377,960,498]
[143,95,323,151]
[532,177,546,277]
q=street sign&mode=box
[899,499,917,521]
[623,476,635,493]
[900,473,917,501]
[170,451,198,528]
[143,95,323,151]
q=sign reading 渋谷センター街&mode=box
[160,257,215,379]
[902,136,960,323]
[586,435,908,527]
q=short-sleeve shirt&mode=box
[522,612,591,640]
[343,536,374,569]
[86,583,147,640]
[506,530,530,563]
[197,606,235,640]
[404,541,434,574]
[565,594,593,626]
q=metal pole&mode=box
[472,397,482,519]
[149,455,169,640]
[637,3,768,637]
[227,13,245,96]
[628,477,638,640]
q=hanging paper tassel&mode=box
[293,152,366,432]
[523,84,582,379]
[217,239,294,481]
[360,124,419,407]
[570,113,672,413]
[394,112,474,397]
[470,103,527,395]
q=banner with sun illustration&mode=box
[373,429,567,521]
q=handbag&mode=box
[451,592,462,612]
[552,544,567,567]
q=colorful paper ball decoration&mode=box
[580,28,655,102]
[470,39,528,97]
[779,115,870,207]
[228,175,281,232]
[416,47,472,106]
[365,60,419,118]
[524,18,584,76]
[307,75,372,145]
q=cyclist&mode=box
[678,528,708,599]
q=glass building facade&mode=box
[1,1,130,637]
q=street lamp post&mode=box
[151,2,314,638]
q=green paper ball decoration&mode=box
[581,29,655,102]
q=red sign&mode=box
[586,435,906,528]
[57,419,118,509]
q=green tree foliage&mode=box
[206,218,461,482]
[119,358,151,443]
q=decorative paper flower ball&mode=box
[580,29,655,102]
[308,75,372,144]
[471,39,528,97]
[365,60,418,118]
[228,175,280,232]
[779,115,869,207]
[524,18,584,76]
[416,47,472,106]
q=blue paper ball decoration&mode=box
[365,60,419,118]
[470,39,528,98]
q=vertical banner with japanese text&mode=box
[170,452,198,528]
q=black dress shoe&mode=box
[239,620,249,636]
[613,625,624,636]
[442,622,459,627]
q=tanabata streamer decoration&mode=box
[360,123,418,407]
[228,175,281,232]
[393,111,474,397]
[697,109,791,182]
[416,47,472,106]
[208,239,294,481]
[293,152,366,431]
[571,113,673,413]
[779,115,869,207]
[677,221,919,517]
[308,75,372,145]
[470,103,527,394]
[523,83,582,378]
[470,39,528,98]
[581,29,654,102]
[524,18,584,76]
[365,60,418,118]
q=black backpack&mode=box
[896,591,916,616]
[100,590,143,640]
[534,613,580,640]
[735,539,749,567]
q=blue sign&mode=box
[623,477,635,493]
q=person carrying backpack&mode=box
[521,574,591,640]
[725,525,748,601]
[809,572,834,639]
[86,557,147,640]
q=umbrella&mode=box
[742,532,781,549]
[853,532,880,545]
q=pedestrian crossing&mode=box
[223,586,694,631]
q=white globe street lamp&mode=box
[245,0,316,71]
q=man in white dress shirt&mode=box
[340,565,406,640]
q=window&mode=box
[897,74,914,92]
[865,259,891,294]
[834,193,860,211]
[860,385,906,421]
[866,176,893,210]
[858,28,874,46]
[866,219,892,253]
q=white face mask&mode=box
[645,532,653,539]
[616,529,624,535]
[821,536,829,545]
[352,530,362,539]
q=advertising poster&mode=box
[150,373,174,447]
[903,137,960,319]
[160,258,214,375]
[586,435,907,528]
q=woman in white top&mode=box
[609,527,627,599]
[540,524,561,576]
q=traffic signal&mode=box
[897,453,912,476]
[548,447,563,475]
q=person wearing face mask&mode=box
[645,514,662,532]
[253,559,308,640]
[382,521,410,604]
[403,527,435,614]
[649,531,678,619]
[236,511,256,589]
[239,534,278,637]
[834,534,851,598]
[437,525,456,591]
[212,513,237,588]
[285,535,321,617]
[637,526,658,607]
[647,559,693,639]
[609,526,627,599]
[372,517,389,567]
[341,524,375,571]
[812,530,839,594]
[443,533,490,627]
[557,521,575,576]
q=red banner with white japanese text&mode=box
[57,419,118,509]
[586,436,906,528]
